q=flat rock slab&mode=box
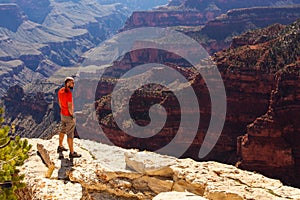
[153,191,208,200]
[125,150,177,176]
[79,139,139,172]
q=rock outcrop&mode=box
[17,136,300,199]
[237,63,300,185]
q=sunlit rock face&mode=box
[17,136,300,199]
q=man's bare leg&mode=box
[67,138,74,153]
[59,133,65,147]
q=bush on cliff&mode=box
[0,108,32,200]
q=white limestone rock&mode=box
[18,136,300,200]
[153,191,208,200]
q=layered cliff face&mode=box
[0,0,51,24]
[165,0,300,11]
[121,10,221,31]
[0,0,129,96]
[0,60,41,95]
[98,0,169,11]
[237,63,300,187]
[0,3,27,31]
[236,21,300,186]
[0,1,128,64]
[90,19,300,187]
[122,5,300,54]
[204,5,300,37]
[2,84,62,138]
[193,5,300,54]
[122,1,300,55]
[214,19,299,186]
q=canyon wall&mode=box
[237,64,300,185]
[121,5,300,54]
[2,84,61,138]
[0,1,128,96]
[165,0,300,11]
[121,10,221,31]
[1,0,300,189]
[92,20,300,187]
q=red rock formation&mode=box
[94,43,276,160]
[237,62,300,187]
[169,0,300,11]
[121,10,221,31]
[93,19,300,187]
[201,6,300,41]
[188,6,300,54]
[121,5,300,55]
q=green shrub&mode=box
[0,108,32,200]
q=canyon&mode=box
[0,0,130,96]
[1,0,300,190]
[0,0,171,97]
[90,19,300,187]
[122,5,300,54]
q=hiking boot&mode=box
[57,146,68,153]
[69,151,81,158]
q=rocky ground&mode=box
[17,136,300,200]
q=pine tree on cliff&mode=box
[0,107,32,200]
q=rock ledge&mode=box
[17,136,300,199]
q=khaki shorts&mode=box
[60,114,75,139]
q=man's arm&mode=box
[68,102,74,118]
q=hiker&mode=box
[57,76,81,158]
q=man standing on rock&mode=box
[57,76,81,158]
